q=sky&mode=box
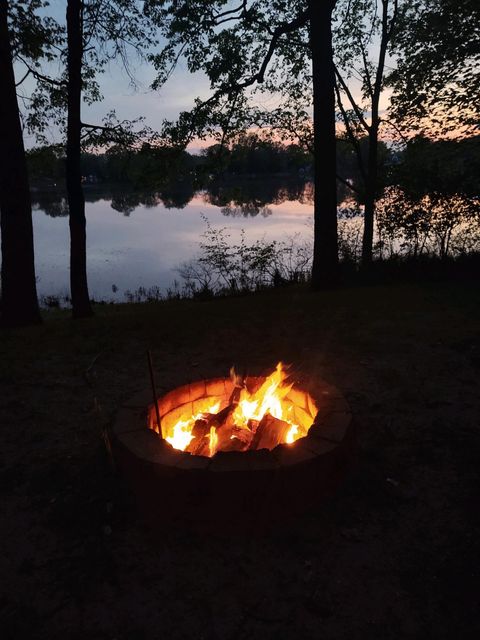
[19,0,216,150]
[18,0,393,151]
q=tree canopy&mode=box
[387,0,480,137]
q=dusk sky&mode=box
[19,0,216,150]
[18,0,387,151]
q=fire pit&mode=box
[110,363,354,531]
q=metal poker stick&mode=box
[147,350,163,438]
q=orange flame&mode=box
[160,363,317,456]
[209,426,218,457]
[233,362,292,426]
[165,418,195,451]
[165,401,220,451]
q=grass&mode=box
[1,281,479,639]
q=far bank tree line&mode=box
[26,135,382,187]
[27,134,479,202]
[1,0,478,328]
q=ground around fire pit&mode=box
[1,282,479,639]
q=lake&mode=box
[30,180,315,303]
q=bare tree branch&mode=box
[335,65,370,132]
[15,68,31,87]
[212,1,248,22]
[16,55,65,87]
[335,79,367,184]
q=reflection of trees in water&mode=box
[105,180,196,213]
[159,180,195,209]
[110,192,144,216]
[203,178,313,217]
[32,193,69,217]
[33,180,195,217]
[33,177,316,218]
[221,204,272,218]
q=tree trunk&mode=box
[361,0,393,266]
[309,0,338,288]
[66,0,92,318]
[362,123,378,265]
[0,0,42,328]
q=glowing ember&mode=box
[155,362,318,457]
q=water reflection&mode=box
[27,178,479,305]
[32,195,69,218]
[29,178,316,303]
[31,178,315,218]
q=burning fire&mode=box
[158,362,317,457]
[165,402,220,451]
[233,363,294,431]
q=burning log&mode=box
[213,405,238,452]
[228,369,246,405]
[208,404,235,428]
[158,363,311,457]
[188,417,210,455]
[187,404,238,455]
[232,425,254,447]
[251,414,291,451]
[219,435,248,452]
[187,407,293,456]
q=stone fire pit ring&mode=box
[109,375,354,530]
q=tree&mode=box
[146,0,339,286]
[309,0,338,284]
[23,0,155,318]
[393,136,480,199]
[387,0,480,138]
[333,0,399,265]
[0,0,45,327]
[66,0,92,317]
[207,2,398,268]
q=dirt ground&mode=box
[1,282,479,639]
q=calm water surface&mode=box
[31,183,314,302]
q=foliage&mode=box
[25,144,65,184]
[17,1,157,148]
[387,0,480,137]
[390,135,480,198]
[201,132,312,176]
[27,135,381,192]
[178,217,312,296]
[337,205,364,263]
[145,0,311,147]
[8,0,61,66]
[376,187,480,259]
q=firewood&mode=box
[232,425,254,447]
[219,436,249,452]
[228,385,243,405]
[187,417,210,455]
[228,369,246,405]
[147,350,163,438]
[192,417,209,439]
[188,405,238,456]
[251,414,291,451]
[205,404,235,428]
[191,435,211,457]
[215,416,236,450]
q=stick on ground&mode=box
[147,350,163,438]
